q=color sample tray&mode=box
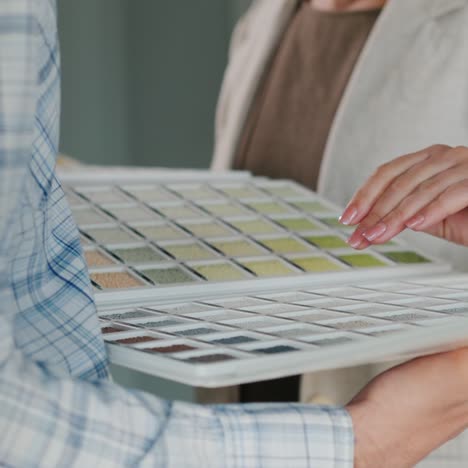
[61,170,464,387]
[99,272,468,387]
[62,171,447,307]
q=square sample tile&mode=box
[208,334,258,345]
[219,186,267,199]
[338,254,388,268]
[100,324,130,334]
[139,267,196,285]
[210,239,267,258]
[100,309,156,320]
[303,235,348,249]
[275,217,321,232]
[84,226,138,245]
[246,201,292,215]
[192,263,248,281]
[112,335,159,345]
[72,208,109,225]
[79,188,130,204]
[134,224,188,241]
[170,326,218,337]
[90,271,145,289]
[198,203,252,218]
[383,251,430,264]
[84,249,117,267]
[126,187,178,203]
[262,185,306,198]
[181,222,233,238]
[290,201,330,213]
[182,353,236,363]
[163,243,218,261]
[251,345,299,354]
[173,186,218,200]
[240,259,297,277]
[290,256,344,272]
[144,343,199,354]
[138,318,189,328]
[155,204,201,219]
[112,246,165,264]
[104,205,159,223]
[230,219,281,235]
[260,237,311,254]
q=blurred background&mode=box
[58,0,252,168]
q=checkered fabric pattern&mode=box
[0,1,353,466]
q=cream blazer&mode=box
[212,0,468,272]
[212,4,468,463]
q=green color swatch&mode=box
[72,208,109,225]
[128,187,178,203]
[292,256,344,272]
[176,187,217,200]
[292,201,329,213]
[85,227,137,245]
[193,263,247,281]
[304,235,349,249]
[241,259,296,277]
[106,206,158,222]
[156,204,200,219]
[183,222,233,238]
[260,237,311,254]
[136,224,188,241]
[81,189,129,204]
[164,243,218,261]
[113,246,165,264]
[221,186,266,199]
[384,251,429,264]
[140,267,196,284]
[199,203,252,217]
[276,218,320,232]
[338,254,388,268]
[247,202,291,215]
[231,219,280,235]
[210,239,266,257]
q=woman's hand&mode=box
[340,145,468,249]
[347,348,468,467]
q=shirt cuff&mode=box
[217,403,354,468]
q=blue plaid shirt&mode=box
[0,1,353,466]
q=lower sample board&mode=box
[99,273,468,387]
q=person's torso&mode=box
[234,1,380,190]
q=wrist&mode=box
[347,396,468,468]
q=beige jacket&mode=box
[212,0,468,273]
[212,4,468,463]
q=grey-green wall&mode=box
[58,1,252,168]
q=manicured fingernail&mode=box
[363,223,387,241]
[347,233,363,248]
[406,215,425,229]
[339,206,358,225]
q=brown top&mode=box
[233,2,380,190]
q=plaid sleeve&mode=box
[0,353,354,467]
[0,1,354,466]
